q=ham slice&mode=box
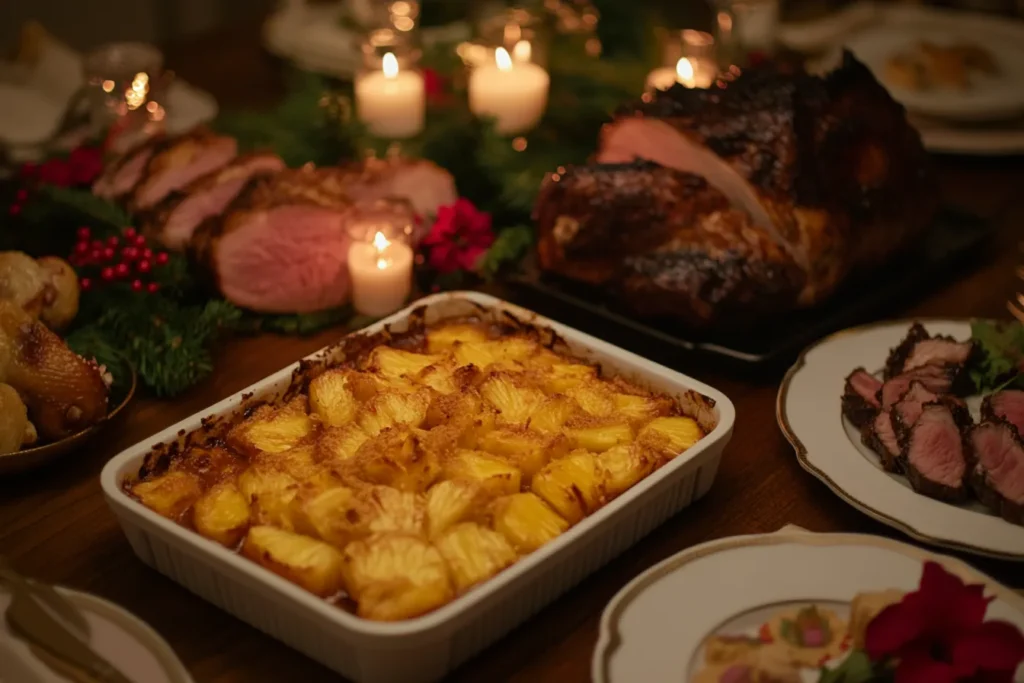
[969,421,1024,525]
[148,153,286,250]
[131,130,237,211]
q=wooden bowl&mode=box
[0,365,137,476]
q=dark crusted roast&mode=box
[883,322,975,386]
[968,420,1024,526]
[863,409,902,472]
[842,367,882,430]
[902,402,970,502]
[536,52,937,328]
[878,365,956,410]
[982,390,1024,436]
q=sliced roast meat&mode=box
[879,366,955,410]
[883,322,973,379]
[842,367,882,429]
[338,157,458,225]
[891,382,940,438]
[862,410,902,472]
[92,136,163,200]
[131,130,237,212]
[982,390,1024,437]
[146,152,286,250]
[968,421,1024,526]
[902,403,969,502]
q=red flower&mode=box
[36,158,73,187]
[421,199,495,274]
[19,145,103,188]
[865,561,1024,683]
[422,68,448,104]
[67,146,104,185]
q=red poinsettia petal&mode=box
[894,645,959,683]
[952,620,1024,675]
[456,244,489,272]
[916,562,990,642]
[427,243,458,274]
[866,596,929,659]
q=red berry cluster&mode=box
[69,226,170,294]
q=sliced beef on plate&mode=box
[882,321,974,387]
[891,381,940,438]
[982,390,1024,436]
[92,136,163,200]
[862,410,902,472]
[902,402,970,502]
[968,420,1024,525]
[190,166,416,314]
[131,129,238,212]
[842,367,882,429]
[338,157,458,226]
[878,365,955,410]
[146,152,286,250]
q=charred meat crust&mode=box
[902,402,971,502]
[968,419,1024,526]
[861,415,902,473]
[883,322,931,380]
[842,367,881,430]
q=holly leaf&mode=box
[817,651,881,683]
[478,225,534,281]
[969,320,1024,393]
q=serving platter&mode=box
[777,319,1024,560]
[513,208,991,368]
[593,528,1024,683]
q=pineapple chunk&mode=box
[480,373,544,425]
[361,485,426,537]
[366,347,440,380]
[349,427,440,493]
[488,337,541,364]
[252,444,318,481]
[424,391,482,430]
[565,420,633,452]
[612,393,673,427]
[528,396,580,434]
[309,370,359,427]
[541,363,597,394]
[316,424,370,465]
[193,483,251,547]
[426,323,489,352]
[566,381,615,418]
[237,467,299,530]
[131,471,202,521]
[443,450,522,497]
[171,445,246,487]
[425,480,488,539]
[490,492,569,553]
[357,389,430,435]
[414,356,461,395]
[227,397,314,456]
[242,526,346,597]
[531,451,607,524]
[597,444,656,499]
[343,370,397,402]
[638,417,704,459]
[453,341,498,369]
[343,533,454,620]
[478,428,569,478]
[435,522,517,593]
[291,485,370,547]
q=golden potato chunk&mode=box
[425,480,488,539]
[227,397,314,456]
[237,466,299,530]
[597,444,657,499]
[490,492,569,553]
[435,522,517,593]
[638,417,704,459]
[480,373,544,425]
[528,396,580,434]
[612,393,673,427]
[366,347,441,380]
[343,533,453,621]
[193,483,251,547]
[349,428,440,493]
[566,381,615,418]
[132,471,202,521]
[541,363,596,394]
[427,324,489,352]
[531,451,607,524]
[242,526,346,597]
[309,370,359,427]
[316,424,370,465]
[443,450,522,497]
[357,389,430,436]
[478,428,569,478]
[566,420,633,453]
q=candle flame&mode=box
[383,52,399,78]
[495,47,513,72]
[512,40,531,63]
[676,58,694,81]
[373,231,391,251]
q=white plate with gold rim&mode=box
[777,319,1024,561]
[592,529,1024,683]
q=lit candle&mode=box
[347,231,414,317]
[355,52,425,139]
[468,46,550,135]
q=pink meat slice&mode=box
[847,368,882,408]
[971,422,1024,504]
[987,390,1024,436]
[893,382,939,430]
[880,366,952,409]
[873,410,900,460]
[902,338,973,373]
[159,153,285,250]
[905,404,966,489]
[133,135,237,211]
[93,146,155,199]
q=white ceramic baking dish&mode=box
[100,291,735,683]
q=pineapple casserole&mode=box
[127,319,707,621]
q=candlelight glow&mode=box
[125,71,150,110]
[383,52,399,78]
[513,40,531,63]
[373,231,391,251]
[676,58,694,82]
[102,79,115,93]
[495,47,513,72]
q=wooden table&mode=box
[4,19,1024,683]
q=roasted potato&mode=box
[0,383,30,454]
[242,526,346,597]
[490,492,569,553]
[434,522,517,593]
[193,483,251,547]
[36,256,79,331]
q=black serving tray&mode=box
[509,208,993,369]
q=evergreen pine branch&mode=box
[479,225,534,281]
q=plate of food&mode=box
[844,24,1024,121]
[0,252,134,476]
[593,528,1024,683]
[778,318,1024,560]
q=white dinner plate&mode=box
[593,529,1024,683]
[777,319,1024,561]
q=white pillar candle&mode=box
[348,231,414,317]
[645,57,716,92]
[469,46,550,135]
[355,52,425,139]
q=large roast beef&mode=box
[534,52,937,328]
